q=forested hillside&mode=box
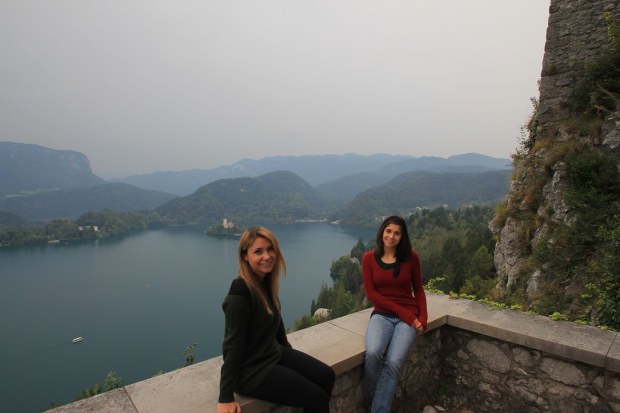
[296,206,498,329]
[317,155,509,207]
[0,211,26,229]
[334,170,510,226]
[157,171,327,224]
[0,141,103,196]
[0,183,176,221]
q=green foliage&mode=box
[0,210,169,247]
[183,343,198,367]
[295,314,320,330]
[0,142,104,197]
[549,312,569,321]
[157,171,328,225]
[531,149,620,329]
[335,170,511,227]
[295,205,502,328]
[424,277,446,295]
[205,221,244,237]
[350,238,366,261]
[77,370,124,401]
[570,13,620,117]
[411,206,497,291]
[514,97,539,159]
[294,239,376,330]
[79,383,102,400]
[460,274,496,300]
[605,12,619,53]
[0,183,174,221]
[103,371,124,391]
[329,256,363,294]
[0,211,26,229]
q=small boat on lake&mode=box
[72,337,83,343]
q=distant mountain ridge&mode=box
[119,153,511,196]
[317,153,511,207]
[0,183,176,221]
[334,169,511,226]
[156,168,511,227]
[157,170,327,224]
[118,154,414,196]
[0,141,103,196]
[0,142,512,224]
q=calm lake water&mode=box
[0,223,373,413]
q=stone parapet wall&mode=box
[442,327,620,413]
[47,294,620,413]
[537,0,620,132]
[265,329,443,413]
[537,0,620,129]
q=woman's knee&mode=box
[384,353,407,376]
[365,346,383,365]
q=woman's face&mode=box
[382,223,402,250]
[244,236,276,279]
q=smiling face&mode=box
[243,236,277,279]
[382,223,403,251]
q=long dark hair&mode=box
[375,215,412,277]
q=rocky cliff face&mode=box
[491,0,620,305]
[0,141,103,196]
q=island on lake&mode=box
[205,219,244,237]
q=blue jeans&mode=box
[364,313,418,413]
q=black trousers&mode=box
[246,346,336,413]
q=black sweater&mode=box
[218,277,290,403]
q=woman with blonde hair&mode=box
[217,226,335,413]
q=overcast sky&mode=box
[1,1,550,179]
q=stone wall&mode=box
[268,323,620,413]
[261,328,444,413]
[47,295,620,413]
[441,328,620,413]
[538,0,620,131]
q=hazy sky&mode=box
[1,1,550,179]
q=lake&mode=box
[0,223,374,413]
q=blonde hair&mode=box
[238,226,286,315]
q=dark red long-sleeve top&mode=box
[362,249,428,330]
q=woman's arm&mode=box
[218,290,251,404]
[276,317,292,348]
[362,252,416,326]
[410,251,428,330]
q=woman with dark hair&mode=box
[217,226,335,413]
[362,216,428,412]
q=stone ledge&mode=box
[47,293,620,413]
[434,294,619,370]
[47,388,137,413]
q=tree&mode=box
[103,371,124,391]
[183,343,198,367]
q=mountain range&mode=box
[0,141,513,223]
[157,171,327,224]
[117,152,510,197]
[0,142,103,197]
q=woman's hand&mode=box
[411,318,424,332]
[217,401,241,413]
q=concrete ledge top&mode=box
[48,292,620,413]
[426,294,618,370]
